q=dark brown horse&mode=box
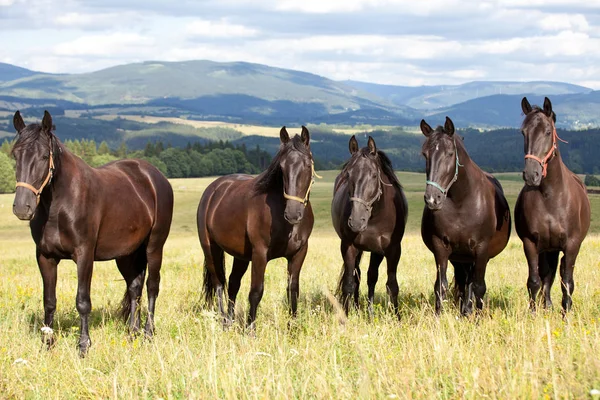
[197,126,316,329]
[11,111,173,355]
[331,136,408,317]
[420,117,511,315]
[515,97,590,312]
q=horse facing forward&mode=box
[11,111,173,355]
[420,117,511,315]
[515,97,590,312]
[331,135,408,317]
[197,126,316,329]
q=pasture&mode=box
[1,171,600,398]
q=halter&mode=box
[15,138,55,205]
[524,121,567,178]
[283,160,322,206]
[349,169,393,213]
[426,138,463,195]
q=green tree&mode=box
[0,152,16,193]
[116,142,128,158]
[584,174,600,187]
[1,140,13,157]
[98,141,111,155]
[89,154,118,168]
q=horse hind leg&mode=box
[116,247,147,336]
[367,252,384,319]
[227,257,250,326]
[201,239,227,322]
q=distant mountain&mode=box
[0,63,44,82]
[344,80,593,110]
[425,92,600,129]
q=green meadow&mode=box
[1,171,600,398]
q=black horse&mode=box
[11,111,174,355]
[420,117,511,315]
[331,135,408,317]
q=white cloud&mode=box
[0,0,15,6]
[53,33,155,57]
[185,19,259,38]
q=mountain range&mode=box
[0,60,599,129]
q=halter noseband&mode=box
[426,138,463,195]
[524,121,567,178]
[349,168,393,213]
[15,138,55,205]
[283,160,322,206]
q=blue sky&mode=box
[1,0,600,88]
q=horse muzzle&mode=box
[523,160,543,187]
[13,190,36,220]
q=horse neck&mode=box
[539,147,567,194]
[447,141,478,203]
[40,145,85,205]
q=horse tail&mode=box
[202,250,225,305]
[203,257,215,304]
[120,290,132,322]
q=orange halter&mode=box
[15,139,55,205]
[524,122,567,178]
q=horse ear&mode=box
[301,125,310,147]
[543,97,553,118]
[13,110,25,133]
[444,116,455,137]
[280,126,290,144]
[367,136,377,155]
[521,97,532,115]
[420,119,433,137]
[42,110,53,132]
[348,135,359,154]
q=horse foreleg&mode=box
[560,244,581,314]
[384,246,402,319]
[432,245,450,315]
[287,244,308,318]
[75,250,94,357]
[37,250,59,348]
[340,242,361,315]
[540,251,559,309]
[523,239,541,312]
[247,249,267,332]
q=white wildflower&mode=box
[590,389,600,397]
[41,326,53,335]
[13,358,28,365]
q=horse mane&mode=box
[253,135,311,194]
[336,148,402,192]
[11,123,63,170]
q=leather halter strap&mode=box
[283,160,322,206]
[524,122,567,178]
[15,139,55,205]
[349,169,393,213]
[426,138,463,195]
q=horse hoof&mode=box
[78,339,91,358]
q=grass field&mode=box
[1,171,600,398]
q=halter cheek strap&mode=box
[15,140,55,205]
[426,139,463,195]
[349,169,392,213]
[524,123,567,178]
[283,160,322,206]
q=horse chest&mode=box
[519,193,569,250]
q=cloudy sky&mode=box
[1,0,600,88]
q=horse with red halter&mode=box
[515,97,590,313]
[11,110,173,356]
[197,126,316,329]
[420,117,511,315]
[331,135,408,317]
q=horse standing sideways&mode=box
[331,136,408,317]
[11,111,174,356]
[515,97,590,312]
[197,126,316,329]
[420,117,511,315]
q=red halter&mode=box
[524,122,567,178]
